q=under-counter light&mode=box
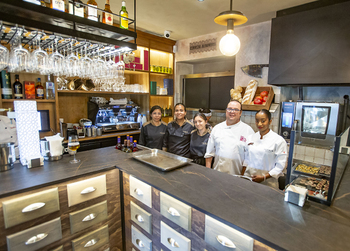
[214,0,247,56]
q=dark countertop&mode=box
[1,146,350,250]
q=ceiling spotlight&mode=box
[214,0,247,56]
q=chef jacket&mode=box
[190,129,210,165]
[243,130,287,189]
[139,120,167,150]
[163,119,194,158]
[205,120,254,175]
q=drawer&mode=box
[67,175,107,207]
[205,215,253,251]
[129,176,152,208]
[131,225,152,251]
[160,192,191,231]
[160,221,191,251]
[71,225,109,251]
[6,217,62,251]
[130,201,152,234]
[50,245,63,251]
[69,200,108,234]
[2,187,60,228]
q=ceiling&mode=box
[96,0,316,41]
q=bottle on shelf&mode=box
[1,70,12,99]
[132,140,138,152]
[35,78,44,99]
[23,0,41,5]
[102,0,113,25]
[122,139,127,152]
[125,139,132,153]
[168,105,172,116]
[119,0,128,29]
[130,136,133,150]
[142,114,147,125]
[68,0,84,17]
[46,75,55,99]
[50,0,65,11]
[13,74,23,99]
[87,0,98,21]
[116,136,122,150]
[163,106,168,117]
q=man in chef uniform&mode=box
[204,100,254,175]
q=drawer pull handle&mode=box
[82,213,97,222]
[81,186,96,195]
[216,235,236,249]
[134,188,143,196]
[167,207,180,217]
[22,202,46,213]
[84,238,99,248]
[167,238,180,248]
[25,233,48,245]
[135,214,144,223]
[136,239,144,248]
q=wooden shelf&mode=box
[150,95,174,97]
[125,70,149,74]
[1,99,55,103]
[150,72,173,76]
[57,90,150,95]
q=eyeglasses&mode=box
[226,108,241,112]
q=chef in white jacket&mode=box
[205,100,254,175]
[243,109,287,189]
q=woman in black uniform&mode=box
[190,113,210,166]
[163,103,194,157]
[139,105,167,149]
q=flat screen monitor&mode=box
[38,110,50,132]
[301,106,331,139]
[282,112,293,128]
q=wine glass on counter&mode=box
[68,135,80,164]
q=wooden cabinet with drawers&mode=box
[0,168,122,251]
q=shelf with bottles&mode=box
[57,90,149,95]
[1,99,55,103]
[150,49,174,70]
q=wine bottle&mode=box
[130,136,133,151]
[102,0,113,25]
[132,140,139,152]
[35,78,44,99]
[87,0,98,21]
[13,75,23,99]
[116,136,122,150]
[122,139,127,152]
[1,70,12,99]
[69,0,84,17]
[119,0,128,29]
[50,0,65,12]
[125,139,132,153]
[46,75,55,99]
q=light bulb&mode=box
[219,30,240,56]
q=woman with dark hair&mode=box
[190,113,210,166]
[139,105,167,149]
[242,109,287,188]
[163,103,194,157]
[198,108,213,132]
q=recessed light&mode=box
[198,0,204,2]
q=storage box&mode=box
[284,185,308,207]
[163,78,173,95]
[241,86,274,111]
[150,81,157,95]
[24,81,35,99]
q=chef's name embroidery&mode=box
[240,136,246,142]
[183,131,189,133]
[202,142,207,145]
[160,132,165,134]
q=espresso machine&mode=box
[88,99,140,133]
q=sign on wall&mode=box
[189,38,217,54]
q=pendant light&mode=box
[214,0,247,56]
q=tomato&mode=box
[262,96,268,102]
[260,91,269,97]
[254,97,263,105]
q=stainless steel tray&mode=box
[132,149,192,171]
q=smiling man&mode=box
[204,100,254,175]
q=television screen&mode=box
[38,110,50,132]
[301,106,330,137]
[282,112,293,128]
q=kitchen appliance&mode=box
[88,100,140,133]
[40,138,64,161]
[241,64,269,78]
[0,143,16,172]
[280,101,339,146]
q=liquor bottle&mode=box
[163,106,167,117]
[132,140,139,152]
[129,136,133,150]
[1,70,12,99]
[23,0,41,5]
[125,139,132,153]
[50,0,65,11]
[46,75,55,99]
[13,75,23,99]
[116,136,122,150]
[122,139,127,152]
[119,0,128,29]
[168,105,172,116]
[102,0,113,25]
[87,0,98,21]
[35,78,44,99]
[69,0,84,17]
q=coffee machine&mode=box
[88,99,140,133]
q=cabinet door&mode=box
[184,78,209,109]
[209,76,234,110]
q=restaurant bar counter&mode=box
[0,146,349,251]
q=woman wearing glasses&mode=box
[242,109,287,188]
[163,103,194,157]
[139,105,167,149]
[190,113,211,166]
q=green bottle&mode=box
[119,0,128,29]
